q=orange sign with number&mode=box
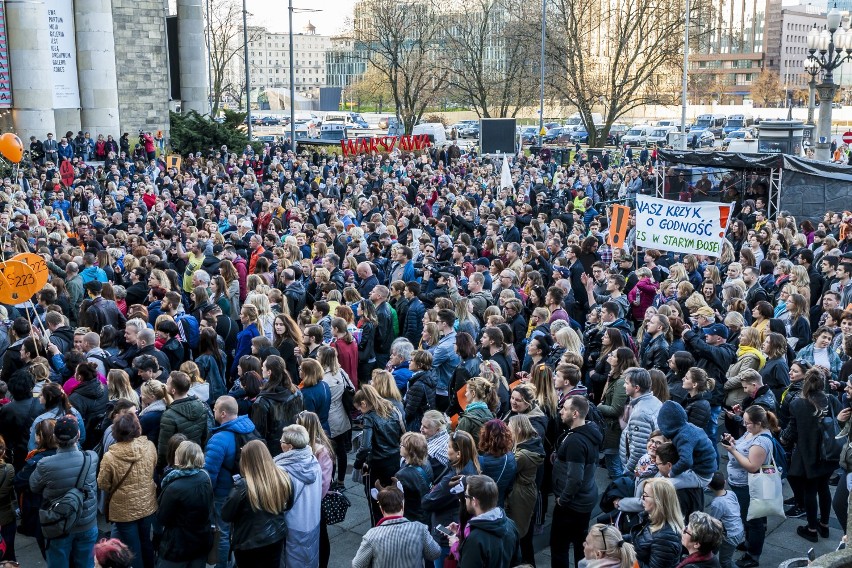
[11,253,49,290]
[0,261,38,304]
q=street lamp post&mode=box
[804,58,821,126]
[807,5,852,160]
[538,0,546,147]
[243,0,252,140]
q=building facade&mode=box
[0,0,205,145]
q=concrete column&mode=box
[75,0,121,136]
[177,0,209,114]
[6,0,56,141]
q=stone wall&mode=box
[112,0,171,138]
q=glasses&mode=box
[640,492,651,501]
[743,421,754,427]
[464,494,474,500]
[684,526,692,536]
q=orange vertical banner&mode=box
[608,204,631,247]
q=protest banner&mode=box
[635,195,733,256]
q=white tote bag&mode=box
[746,455,784,520]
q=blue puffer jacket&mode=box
[203,415,258,498]
[657,401,717,479]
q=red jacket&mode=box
[628,277,659,321]
[332,338,359,389]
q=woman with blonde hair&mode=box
[148,269,170,291]
[630,478,684,568]
[581,523,637,568]
[371,368,404,413]
[179,361,210,404]
[219,259,241,319]
[299,359,331,434]
[479,359,510,415]
[420,321,440,350]
[107,370,140,408]
[724,326,766,410]
[352,385,403,525]
[296,411,335,566]
[246,293,275,340]
[318,345,352,486]
[139,379,171,444]
[156,441,216,567]
[221,440,291,565]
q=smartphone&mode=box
[808,548,816,561]
[837,541,847,551]
[435,524,454,537]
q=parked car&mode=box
[647,126,678,146]
[570,127,616,145]
[459,122,480,139]
[621,125,653,146]
[721,129,755,149]
[260,116,281,126]
[518,126,538,144]
[689,130,716,149]
[448,120,477,137]
[543,127,565,144]
[609,124,629,145]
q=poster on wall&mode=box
[635,195,734,256]
[47,0,80,108]
[0,2,10,108]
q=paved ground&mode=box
[8,447,842,567]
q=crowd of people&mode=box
[0,129,849,568]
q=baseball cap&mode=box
[701,323,729,339]
[54,415,80,442]
[474,258,490,268]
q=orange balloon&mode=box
[0,261,38,304]
[11,253,49,290]
[0,133,23,163]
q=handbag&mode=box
[746,453,784,520]
[321,490,351,525]
[206,525,221,565]
[341,370,356,413]
[104,461,135,523]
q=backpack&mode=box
[89,352,126,373]
[230,429,262,474]
[586,402,607,439]
[39,452,93,539]
[82,410,108,452]
[175,312,200,350]
[817,403,844,463]
[759,433,789,480]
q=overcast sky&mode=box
[246,0,355,36]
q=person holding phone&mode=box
[721,405,778,568]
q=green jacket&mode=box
[596,376,627,450]
[457,405,493,447]
[157,396,209,467]
[66,274,84,326]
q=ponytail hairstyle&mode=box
[801,366,829,412]
[684,367,715,394]
[744,404,780,435]
[585,523,637,568]
[466,377,498,413]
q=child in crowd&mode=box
[707,472,745,568]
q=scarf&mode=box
[737,345,766,369]
[676,551,714,568]
[161,467,206,489]
[139,399,166,416]
[464,401,488,412]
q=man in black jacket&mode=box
[124,267,150,307]
[84,281,126,333]
[743,267,768,310]
[551,395,603,568]
[457,475,521,568]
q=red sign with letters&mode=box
[340,134,431,157]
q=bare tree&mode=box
[355,0,447,134]
[438,0,538,118]
[544,0,714,146]
[751,69,783,107]
[345,65,394,112]
[207,0,262,117]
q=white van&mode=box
[647,125,678,146]
[622,125,652,146]
[411,123,447,146]
[656,119,682,129]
